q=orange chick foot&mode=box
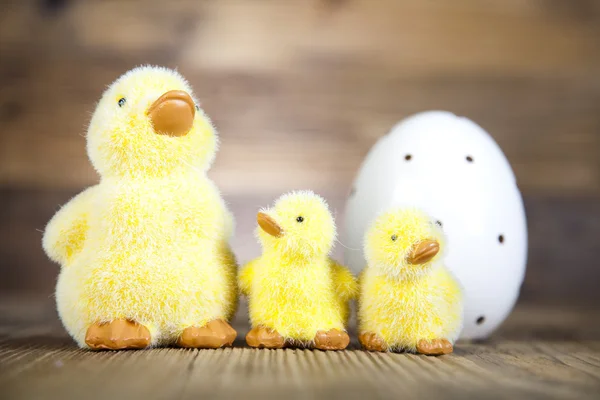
[246,326,285,349]
[416,338,453,355]
[85,319,151,350]
[313,329,350,351]
[177,320,237,349]
[358,332,388,352]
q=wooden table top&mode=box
[1,298,599,399]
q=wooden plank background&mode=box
[0,0,599,303]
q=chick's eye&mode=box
[118,98,126,107]
[195,104,200,111]
[391,234,397,241]
[296,216,304,223]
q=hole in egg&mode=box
[436,220,442,227]
[476,316,485,325]
[404,154,412,161]
[466,155,474,162]
[498,234,505,244]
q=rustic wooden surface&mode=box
[0,298,599,399]
[1,6,600,396]
[1,2,599,398]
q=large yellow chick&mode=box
[239,191,357,350]
[42,66,238,350]
[358,208,463,355]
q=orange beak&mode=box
[257,212,283,237]
[147,90,195,137]
[407,240,440,265]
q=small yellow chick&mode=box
[239,191,357,350]
[358,208,463,355]
[43,66,238,350]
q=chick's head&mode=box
[365,208,446,280]
[257,191,336,259]
[87,66,217,178]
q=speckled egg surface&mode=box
[344,111,528,339]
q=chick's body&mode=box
[44,66,238,349]
[358,208,463,354]
[359,265,462,351]
[55,175,236,346]
[248,255,354,341]
[240,191,356,349]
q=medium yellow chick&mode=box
[42,66,238,350]
[358,208,463,355]
[239,191,357,350]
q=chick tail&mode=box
[238,257,260,297]
[329,258,359,302]
[219,242,239,321]
[42,186,98,266]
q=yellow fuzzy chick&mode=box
[358,208,463,355]
[239,191,357,350]
[42,66,238,350]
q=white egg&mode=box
[344,111,528,339]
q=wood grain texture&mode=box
[0,0,599,196]
[0,298,599,399]
[1,4,599,396]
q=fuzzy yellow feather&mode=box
[42,66,238,350]
[239,191,357,350]
[358,208,463,355]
